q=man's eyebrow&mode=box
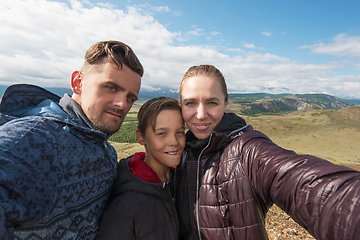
[104,81,122,89]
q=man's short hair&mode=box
[82,40,144,76]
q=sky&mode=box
[1,0,360,99]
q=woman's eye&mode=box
[185,102,195,106]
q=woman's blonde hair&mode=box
[179,65,229,103]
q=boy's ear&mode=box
[136,130,146,145]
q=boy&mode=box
[99,97,185,240]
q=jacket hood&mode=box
[0,84,109,142]
[0,84,61,113]
[111,154,168,199]
[128,152,162,183]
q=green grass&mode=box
[108,122,137,143]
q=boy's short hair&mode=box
[137,97,182,137]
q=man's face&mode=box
[72,62,141,134]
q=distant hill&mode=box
[0,85,358,112]
[339,98,360,105]
[227,93,354,116]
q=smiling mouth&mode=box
[194,123,210,130]
[166,150,182,156]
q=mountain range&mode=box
[1,85,359,113]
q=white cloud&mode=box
[262,32,272,37]
[300,33,360,57]
[210,31,222,36]
[97,2,116,9]
[226,48,244,52]
[242,43,264,50]
[243,43,256,49]
[0,0,359,99]
[299,33,360,75]
[137,2,181,16]
[243,52,289,63]
[176,26,204,42]
[139,3,171,13]
[80,0,94,7]
[0,0,176,87]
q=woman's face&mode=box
[180,75,226,140]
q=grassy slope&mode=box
[242,106,360,167]
[111,106,360,168]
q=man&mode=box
[0,40,143,239]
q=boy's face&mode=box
[138,109,185,172]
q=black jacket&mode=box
[99,154,178,240]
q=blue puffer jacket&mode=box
[0,84,118,239]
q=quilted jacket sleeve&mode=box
[0,118,57,239]
[239,130,360,240]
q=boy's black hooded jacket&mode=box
[99,153,178,240]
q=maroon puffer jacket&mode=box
[192,125,360,240]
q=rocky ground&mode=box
[265,205,314,240]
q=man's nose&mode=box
[114,93,130,110]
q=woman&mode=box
[174,64,360,240]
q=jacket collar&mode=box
[59,94,96,130]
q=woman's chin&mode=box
[193,131,211,140]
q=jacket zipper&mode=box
[195,133,213,240]
[163,183,180,240]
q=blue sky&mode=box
[1,0,360,99]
